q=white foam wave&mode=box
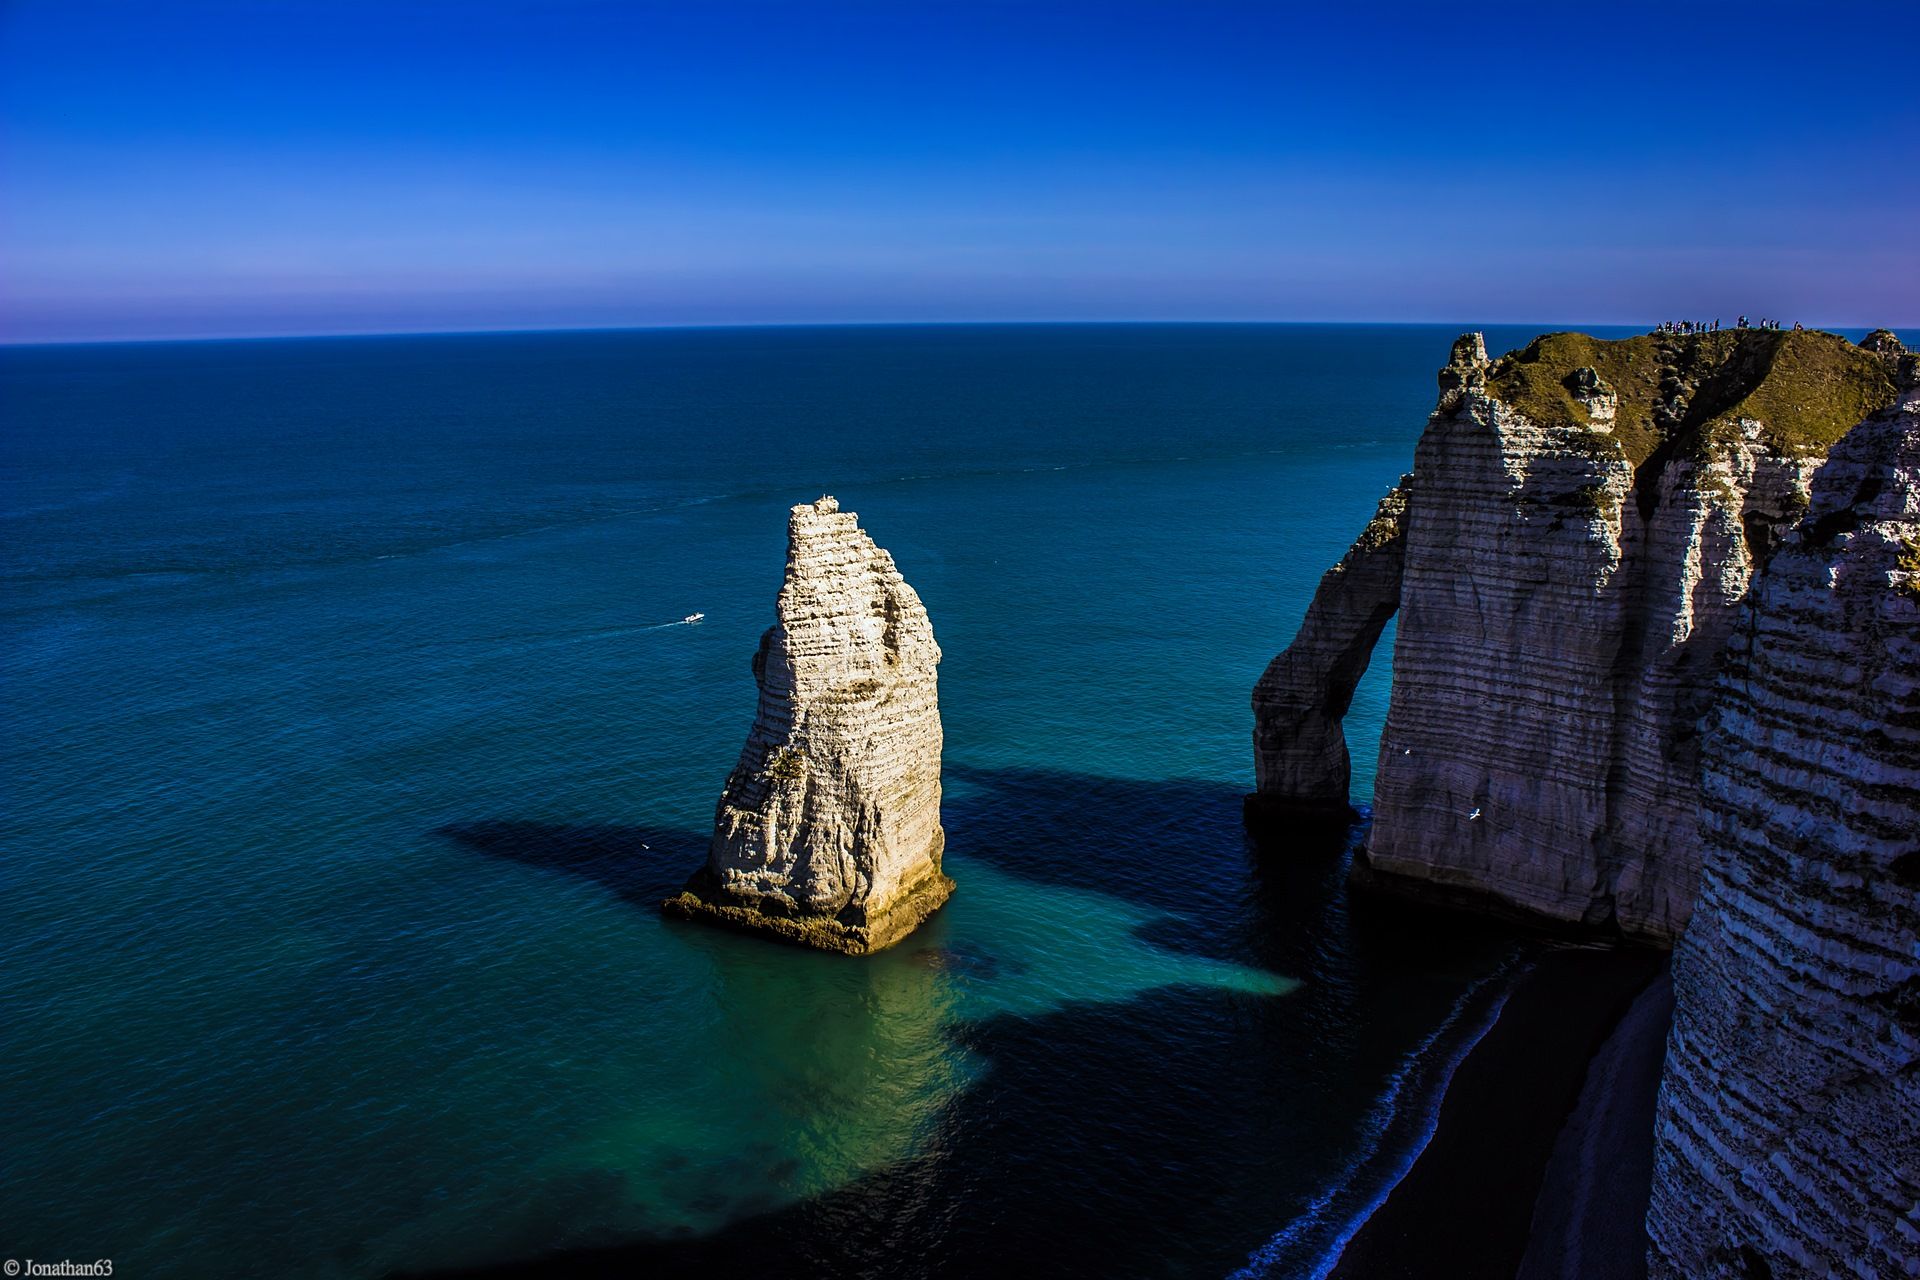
[1227,955,1525,1280]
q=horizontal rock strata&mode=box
[1646,389,1920,1279]
[1249,476,1410,821]
[1254,328,1909,941]
[664,496,952,954]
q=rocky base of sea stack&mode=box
[670,495,951,956]
[662,866,955,956]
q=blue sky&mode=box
[3,0,1916,341]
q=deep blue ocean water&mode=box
[3,323,1633,1278]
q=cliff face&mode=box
[664,496,952,954]
[1254,328,1907,941]
[1646,390,1920,1278]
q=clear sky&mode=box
[3,0,1916,342]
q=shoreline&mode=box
[1518,968,1674,1280]
[1233,953,1525,1280]
[1326,946,1667,1279]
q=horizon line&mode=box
[5,315,1914,351]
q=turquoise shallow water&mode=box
[5,324,1583,1278]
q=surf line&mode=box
[1228,953,1527,1280]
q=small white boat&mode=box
[683,612,705,624]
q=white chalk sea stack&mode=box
[663,496,952,954]
[1646,390,1920,1279]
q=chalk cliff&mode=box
[1645,389,1920,1278]
[664,496,952,954]
[1253,328,1908,941]
[1250,475,1411,818]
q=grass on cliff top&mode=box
[1484,329,1900,465]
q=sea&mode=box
[1,322,1687,1279]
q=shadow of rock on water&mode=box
[417,765,1527,1280]
[400,979,1385,1280]
[436,819,704,909]
[942,760,1263,909]
[937,761,1324,971]
[436,765,1515,1029]
[444,765,1293,926]
[941,761,1514,975]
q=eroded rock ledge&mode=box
[663,496,952,954]
[1253,328,1911,942]
[1646,390,1920,1278]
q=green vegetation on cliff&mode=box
[1898,537,1920,601]
[1485,329,1901,466]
